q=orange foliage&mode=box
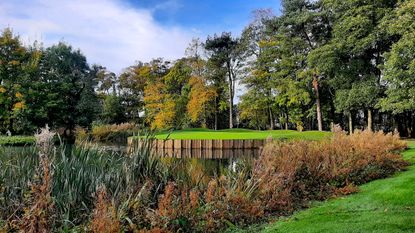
[187,76,216,123]
[90,186,120,233]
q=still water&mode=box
[97,142,260,177]
[1,143,260,179]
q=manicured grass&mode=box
[253,141,415,233]
[0,136,35,146]
[146,128,330,140]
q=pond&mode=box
[1,142,260,181]
[98,141,260,177]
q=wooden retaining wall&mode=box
[128,138,267,150]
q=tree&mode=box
[278,0,332,131]
[307,0,397,132]
[144,59,192,129]
[239,9,277,129]
[205,32,242,129]
[36,42,95,141]
[102,94,125,124]
[187,76,216,127]
[119,63,150,122]
[378,0,415,136]
[0,28,32,134]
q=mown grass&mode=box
[0,136,35,146]
[134,128,331,140]
[242,141,415,233]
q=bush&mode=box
[0,136,35,146]
[254,130,407,214]
[91,123,139,143]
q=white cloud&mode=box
[0,0,193,73]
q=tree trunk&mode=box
[228,63,234,129]
[214,97,218,130]
[367,109,373,132]
[285,112,289,130]
[269,106,274,130]
[313,74,323,131]
[348,111,353,134]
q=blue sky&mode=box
[128,0,281,34]
[0,0,281,73]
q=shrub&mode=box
[90,186,120,233]
[0,136,35,146]
[91,123,139,143]
[254,130,407,214]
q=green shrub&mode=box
[0,136,35,146]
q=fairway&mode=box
[151,128,330,140]
[260,141,415,233]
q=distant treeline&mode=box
[1,0,415,137]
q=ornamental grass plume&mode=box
[17,126,56,233]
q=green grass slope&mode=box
[260,141,415,233]
[149,128,330,140]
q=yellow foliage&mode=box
[153,99,176,129]
[144,81,176,129]
[8,60,20,66]
[13,101,25,110]
[187,76,217,123]
[0,86,5,93]
[15,92,23,98]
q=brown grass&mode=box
[89,186,120,233]
[17,156,55,233]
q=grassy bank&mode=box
[251,141,415,233]
[134,128,331,140]
[0,136,35,146]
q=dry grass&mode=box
[254,129,407,214]
[89,186,120,233]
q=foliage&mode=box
[0,136,35,146]
[91,123,138,142]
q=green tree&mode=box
[0,28,32,134]
[205,32,242,129]
[378,0,415,136]
[37,42,96,141]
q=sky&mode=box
[0,0,281,74]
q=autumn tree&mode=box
[0,28,33,134]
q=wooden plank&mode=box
[182,140,192,149]
[222,140,233,149]
[173,140,181,149]
[244,139,253,149]
[233,140,241,149]
[253,140,264,149]
[164,140,173,149]
[212,140,223,149]
[202,140,213,150]
[192,140,202,149]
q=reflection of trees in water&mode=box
[160,156,255,187]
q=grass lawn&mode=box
[240,141,415,233]
[148,128,331,140]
